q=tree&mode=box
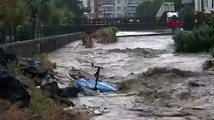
[38,0,52,25]
[0,0,29,43]
[61,9,75,26]
[0,0,87,43]
[0,0,28,27]
[50,8,64,26]
[51,0,84,25]
[63,0,84,25]
[26,0,54,26]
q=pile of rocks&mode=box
[0,47,29,107]
[0,46,79,107]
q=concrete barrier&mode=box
[3,32,82,57]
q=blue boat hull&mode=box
[68,69,118,95]
[75,78,117,93]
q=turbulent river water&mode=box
[49,31,211,120]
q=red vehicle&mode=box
[167,12,184,28]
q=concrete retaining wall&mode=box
[4,32,82,57]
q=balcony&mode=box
[126,2,141,7]
[127,10,135,13]
[102,0,115,5]
[181,0,194,4]
[101,4,115,6]
[102,10,115,14]
[127,6,136,12]
[127,4,139,7]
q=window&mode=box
[117,7,121,10]
[102,0,114,4]
[212,0,214,8]
[102,6,114,11]
[201,0,204,10]
[127,7,135,11]
[206,0,208,8]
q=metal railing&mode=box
[82,18,144,25]
[2,26,81,44]
[1,18,192,44]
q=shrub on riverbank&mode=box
[81,27,118,48]
[29,87,63,117]
[93,27,118,44]
[2,105,32,120]
[81,34,94,48]
[173,25,214,53]
[33,53,56,75]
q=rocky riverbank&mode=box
[0,46,90,120]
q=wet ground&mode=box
[49,31,213,120]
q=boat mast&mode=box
[94,66,100,90]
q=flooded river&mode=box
[49,31,212,120]
[50,31,207,82]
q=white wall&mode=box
[195,0,214,12]
[207,0,214,11]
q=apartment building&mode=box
[79,0,90,18]
[126,0,144,17]
[102,0,115,18]
[101,0,144,18]
[79,0,101,19]
[81,0,145,19]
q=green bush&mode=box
[173,25,214,53]
[195,11,214,24]
[29,87,63,116]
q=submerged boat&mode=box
[68,68,118,96]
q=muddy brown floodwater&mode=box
[49,31,213,120]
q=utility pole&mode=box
[94,0,99,19]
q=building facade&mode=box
[79,0,90,18]
[102,0,115,18]
[126,0,144,17]
[81,0,145,19]
[102,0,145,18]
[182,0,214,12]
[194,0,214,12]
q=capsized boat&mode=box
[68,68,118,95]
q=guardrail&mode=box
[1,26,81,44]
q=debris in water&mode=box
[94,110,102,115]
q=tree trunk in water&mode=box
[0,28,5,44]
[32,13,36,39]
[30,9,37,39]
